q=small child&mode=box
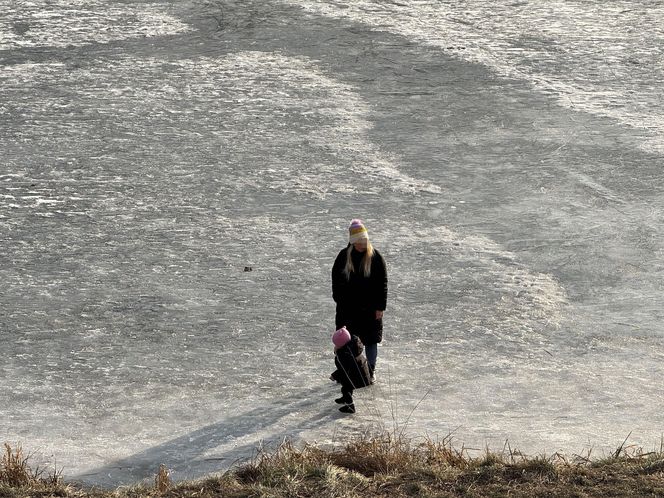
[330,326,371,414]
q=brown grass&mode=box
[155,464,172,493]
[2,436,664,497]
[0,443,33,487]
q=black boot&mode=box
[339,404,356,414]
[335,390,353,404]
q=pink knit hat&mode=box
[332,327,351,348]
[348,219,369,244]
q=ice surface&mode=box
[0,0,191,50]
[287,0,664,154]
[1,0,664,489]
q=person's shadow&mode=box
[72,384,342,489]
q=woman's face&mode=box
[353,240,367,252]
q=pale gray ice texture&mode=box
[1,0,664,488]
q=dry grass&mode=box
[0,442,64,487]
[0,443,70,497]
[155,464,172,493]
[0,443,33,487]
[2,436,664,497]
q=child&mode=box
[330,326,371,414]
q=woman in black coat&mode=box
[332,219,388,381]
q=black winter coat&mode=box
[332,246,388,345]
[331,335,371,389]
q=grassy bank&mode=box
[3,435,664,497]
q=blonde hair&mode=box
[344,241,374,279]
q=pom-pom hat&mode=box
[348,219,369,244]
[332,327,351,348]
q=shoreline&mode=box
[3,434,664,497]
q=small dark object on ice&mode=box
[244,266,252,272]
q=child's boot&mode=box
[335,392,353,404]
[339,403,356,414]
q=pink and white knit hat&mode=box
[348,219,369,244]
[332,327,351,348]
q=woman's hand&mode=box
[375,310,384,320]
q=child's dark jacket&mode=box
[331,335,371,389]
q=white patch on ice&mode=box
[1,52,440,198]
[208,51,442,195]
[568,172,625,205]
[384,223,567,344]
[283,0,664,155]
[0,0,191,50]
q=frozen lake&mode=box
[2,0,664,488]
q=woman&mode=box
[332,219,388,382]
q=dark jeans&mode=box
[365,343,378,372]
